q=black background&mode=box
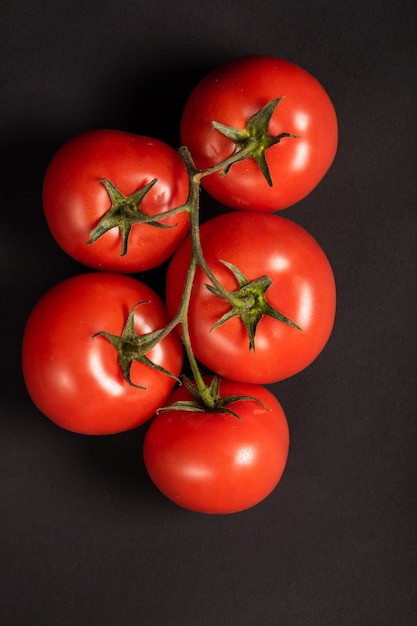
[1,1,416,624]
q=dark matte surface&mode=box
[1,1,416,624]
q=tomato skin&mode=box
[180,55,338,211]
[166,211,336,384]
[43,130,189,272]
[143,379,289,514]
[22,273,183,435]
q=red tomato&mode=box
[43,130,190,272]
[180,55,338,211]
[143,378,290,514]
[22,273,183,435]
[166,211,336,384]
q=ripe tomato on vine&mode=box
[22,273,183,435]
[181,55,338,212]
[23,55,338,513]
[43,130,190,273]
[166,211,336,384]
[143,377,290,514]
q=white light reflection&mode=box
[291,140,310,171]
[148,340,163,366]
[296,279,314,328]
[89,346,125,397]
[54,368,75,394]
[183,464,213,480]
[271,255,290,272]
[294,111,310,132]
[235,446,256,466]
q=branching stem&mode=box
[94,98,302,405]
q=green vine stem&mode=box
[94,98,302,407]
[141,147,232,405]
[144,138,269,404]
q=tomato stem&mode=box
[149,143,252,405]
[102,99,303,408]
[173,149,219,406]
[138,148,219,406]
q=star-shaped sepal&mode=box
[211,97,299,186]
[205,261,303,351]
[158,375,269,421]
[87,178,175,256]
[92,302,180,389]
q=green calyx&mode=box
[211,97,299,186]
[158,375,269,420]
[87,177,175,256]
[92,301,180,389]
[205,260,303,351]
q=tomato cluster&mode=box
[22,56,338,514]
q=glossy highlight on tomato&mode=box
[43,130,190,272]
[143,378,290,514]
[22,272,183,435]
[181,55,338,211]
[166,211,336,384]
